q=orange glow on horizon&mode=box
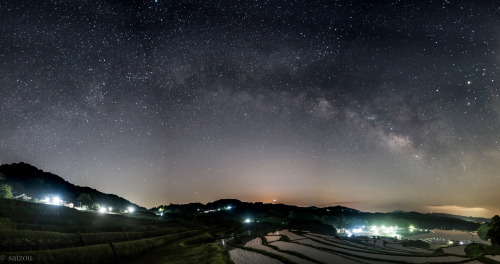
[426,205,492,218]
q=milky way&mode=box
[1,1,499,216]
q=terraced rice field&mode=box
[229,229,492,264]
[407,229,488,245]
[485,255,500,262]
[0,199,232,264]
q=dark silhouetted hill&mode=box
[152,199,481,231]
[0,162,144,212]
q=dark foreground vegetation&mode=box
[464,215,500,261]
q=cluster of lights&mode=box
[372,225,398,236]
[41,195,134,215]
[448,240,464,245]
[345,225,401,239]
[99,207,113,214]
[202,205,233,214]
[352,228,363,233]
[42,196,62,206]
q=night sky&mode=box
[1,1,499,217]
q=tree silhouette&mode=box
[0,173,13,199]
[477,224,490,241]
[77,193,92,206]
[478,215,500,245]
[0,184,12,198]
[486,215,500,245]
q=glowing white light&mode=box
[244,218,251,223]
[370,226,380,235]
[226,206,232,210]
[128,207,135,213]
[99,207,107,213]
[52,196,61,206]
[108,207,112,212]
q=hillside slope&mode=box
[0,162,144,212]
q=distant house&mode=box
[337,228,349,234]
[13,194,32,201]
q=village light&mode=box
[99,207,107,213]
[352,228,362,233]
[52,196,61,206]
[128,206,135,213]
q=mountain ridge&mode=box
[0,162,145,212]
[151,199,483,231]
[0,162,487,231]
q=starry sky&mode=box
[1,1,499,217]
